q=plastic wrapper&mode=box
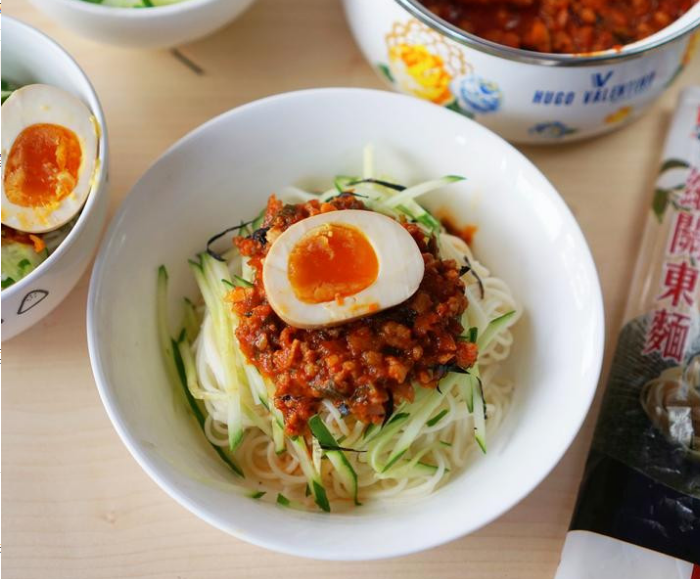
[556,86,700,579]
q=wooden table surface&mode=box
[3,1,699,577]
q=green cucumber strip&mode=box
[233,274,253,288]
[396,204,417,220]
[171,337,244,478]
[458,373,475,414]
[426,409,449,427]
[312,481,331,513]
[275,493,307,510]
[384,376,457,468]
[382,449,407,472]
[181,298,200,342]
[308,415,338,448]
[332,175,359,196]
[249,491,266,499]
[387,412,410,425]
[290,437,330,512]
[477,310,516,350]
[157,266,179,388]
[327,451,360,505]
[272,418,286,454]
[309,415,360,504]
[472,372,487,454]
[458,327,478,343]
[194,255,245,450]
[385,175,465,208]
[401,198,441,233]
[176,337,226,402]
[378,441,441,479]
[367,413,411,472]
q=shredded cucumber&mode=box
[472,370,487,454]
[157,265,244,477]
[309,415,360,505]
[289,437,330,512]
[385,175,465,208]
[190,258,244,450]
[2,238,49,289]
[477,310,516,350]
[383,375,458,470]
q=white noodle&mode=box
[190,230,519,509]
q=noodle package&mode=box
[556,87,700,578]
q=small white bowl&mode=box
[27,0,257,49]
[87,88,604,560]
[2,17,109,341]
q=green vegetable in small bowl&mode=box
[1,79,18,104]
[1,234,49,289]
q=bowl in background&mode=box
[27,0,257,50]
[343,0,700,144]
[2,17,109,341]
[87,88,604,559]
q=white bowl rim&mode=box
[35,0,236,18]
[395,0,700,66]
[87,87,605,560]
[2,16,109,301]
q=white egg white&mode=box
[263,209,425,329]
[1,84,99,233]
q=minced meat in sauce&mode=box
[422,0,698,54]
[227,194,478,435]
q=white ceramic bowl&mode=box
[27,0,257,50]
[2,17,109,341]
[88,88,604,560]
[343,0,700,144]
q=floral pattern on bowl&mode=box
[605,105,634,124]
[380,20,505,119]
[528,121,578,139]
[451,73,502,114]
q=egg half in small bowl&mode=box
[2,15,109,340]
[263,210,425,329]
[2,83,99,234]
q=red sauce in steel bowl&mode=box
[421,0,698,54]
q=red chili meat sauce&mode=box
[228,195,478,436]
[422,0,698,54]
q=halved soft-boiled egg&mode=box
[1,84,99,233]
[263,210,425,329]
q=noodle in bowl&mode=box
[88,88,604,559]
[174,167,522,510]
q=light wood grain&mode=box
[2,1,699,577]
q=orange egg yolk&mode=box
[288,223,379,304]
[4,123,82,208]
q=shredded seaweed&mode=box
[382,390,395,426]
[320,443,366,453]
[347,178,407,192]
[205,219,256,261]
[249,226,270,246]
[433,363,470,375]
[477,376,487,420]
[460,254,485,299]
